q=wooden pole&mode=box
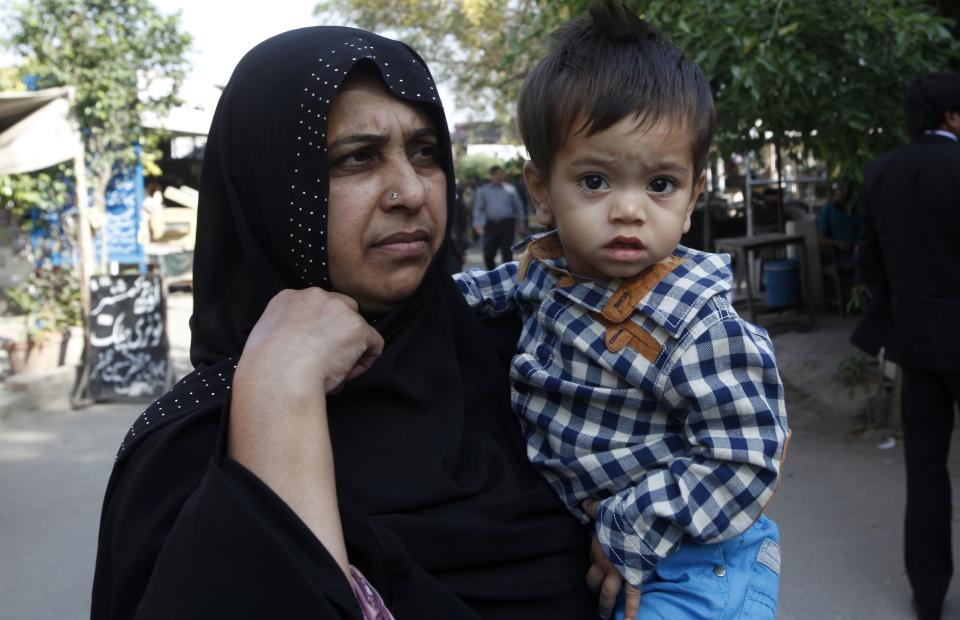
[72,152,93,321]
[745,153,754,237]
[65,87,93,321]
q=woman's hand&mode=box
[238,288,384,395]
[229,288,384,578]
[583,499,641,620]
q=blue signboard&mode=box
[25,151,147,272]
[94,157,146,270]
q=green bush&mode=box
[456,154,503,184]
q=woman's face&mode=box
[326,71,447,315]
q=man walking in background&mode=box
[853,72,960,620]
[473,165,526,269]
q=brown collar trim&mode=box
[601,256,685,323]
[518,232,567,283]
[518,232,685,312]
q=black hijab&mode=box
[95,27,595,619]
[190,26,454,362]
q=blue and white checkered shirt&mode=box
[454,231,789,586]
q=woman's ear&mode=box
[523,160,555,227]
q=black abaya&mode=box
[91,27,595,619]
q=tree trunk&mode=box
[703,155,718,251]
[93,165,112,274]
[72,153,93,321]
[774,137,785,231]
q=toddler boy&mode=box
[454,3,789,619]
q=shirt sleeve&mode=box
[593,317,788,587]
[91,405,364,619]
[453,262,521,316]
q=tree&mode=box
[315,0,557,118]
[5,0,191,269]
[638,0,960,187]
[318,0,959,184]
[928,0,960,39]
[456,153,503,184]
[316,0,535,117]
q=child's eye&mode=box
[648,177,676,193]
[578,174,609,192]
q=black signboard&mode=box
[85,274,170,401]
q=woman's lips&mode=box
[602,236,646,261]
[372,230,431,257]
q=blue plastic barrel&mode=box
[763,258,801,307]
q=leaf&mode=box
[777,22,799,37]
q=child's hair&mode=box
[905,72,960,138]
[517,0,715,180]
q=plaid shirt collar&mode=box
[516,231,733,338]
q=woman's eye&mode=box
[648,177,676,193]
[335,150,372,167]
[410,144,440,164]
[578,174,608,192]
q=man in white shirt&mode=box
[472,165,526,269]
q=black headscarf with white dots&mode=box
[190,26,452,365]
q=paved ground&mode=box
[0,404,132,620]
[2,283,960,618]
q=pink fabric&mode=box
[349,566,395,620]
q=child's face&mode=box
[524,116,705,280]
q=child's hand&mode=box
[622,585,641,620]
[582,500,641,619]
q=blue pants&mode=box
[614,515,781,620]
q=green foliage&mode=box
[316,0,541,118]
[0,163,83,337]
[0,66,27,91]
[837,353,876,398]
[640,0,959,186]
[4,268,83,338]
[319,0,960,184]
[456,153,503,183]
[0,163,72,224]
[4,0,191,236]
[846,283,871,315]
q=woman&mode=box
[91,27,598,618]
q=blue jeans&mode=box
[614,515,780,620]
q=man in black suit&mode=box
[853,72,960,620]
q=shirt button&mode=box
[713,565,727,577]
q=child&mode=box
[454,3,789,619]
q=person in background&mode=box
[142,181,165,243]
[443,180,469,273]
[817,183,859,269]
[853,71,960,620]
[473,164,527,268]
